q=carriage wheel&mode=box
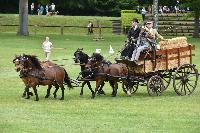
[147,75,165,96]
[173,64,198,96]
[160,71,172,90]
[122,81,138,95]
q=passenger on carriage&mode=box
[131,20,164,64]
[121,18,141,59]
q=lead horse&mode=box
[13,54,73,101]
[85,53,129,98]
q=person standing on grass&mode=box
[141,7,147,22]
[42,37,53,61]
[50,3,56,12]
[31,3,34,15]
[45,4,49,16]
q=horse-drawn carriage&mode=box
[117,37,199,96]
[74,37,199,97]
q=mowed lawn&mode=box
[0,33,200,133]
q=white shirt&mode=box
[31,4,34,10]
[51,4,55,10]
[42,41,52,52]
[141,8,147,15]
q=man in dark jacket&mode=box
[121,18,141,59]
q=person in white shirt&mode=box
[31,3,34,15]
[141,7,147,21]
[42,37,53,61]
[50,3,55,12]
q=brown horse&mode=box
[85,53,129,98]
[73,48,105,98]
[13,54,72,101]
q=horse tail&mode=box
[64,69,73,89]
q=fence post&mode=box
[60,26,64,35]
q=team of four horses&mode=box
[13,48,132,101]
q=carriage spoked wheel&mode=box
[173,64,198,96]
[160,71,172,90]
[147,75,165,96]
[122,81,138,95]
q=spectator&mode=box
[40,5,44,15]
[136,6,140,14]
[87,21,93,35]
[37,4,41,15]
[30,3,34,15]
[159,6,163,14]
[175,0,180,13]
[42,37,53,61]
[45,4,49,15]
[141,7,147,21]
[50,3,55,12]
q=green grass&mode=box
[0,32,200,133]
[0,14,120,35]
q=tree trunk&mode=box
[193,10,199,38]
[17,0,29,35]
[153,0,158,30]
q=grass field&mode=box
[0,32,200,133]
[0,14,121,35]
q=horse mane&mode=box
[23,54,42,70]
[91,53,104,62]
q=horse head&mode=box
[85,53,104,69]
[13,55,24,72]
[73,48,89,64]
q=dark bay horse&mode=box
[85,53,129,98]
[73,48,105,98]
[13,54,72,101]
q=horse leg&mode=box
[53,83,59,99]
[59,84,65,100]
[97,82,106,95]
[113,82,118,97]
[80,81,87,96]
[92,80,102,99]
[22,89,26,98]
[24,86,31,99]
[22,86,33,98]
[86,81,95,97]
[45,85,52,98]
[109,81,115,96]
[32,86,39,101]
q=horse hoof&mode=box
[45,95,49,98]
[80,93,83,96]
[35,99,39,101]
[53,95,57,99]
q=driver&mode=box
[121,18,141,59]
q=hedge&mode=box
[121,10,142,27]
